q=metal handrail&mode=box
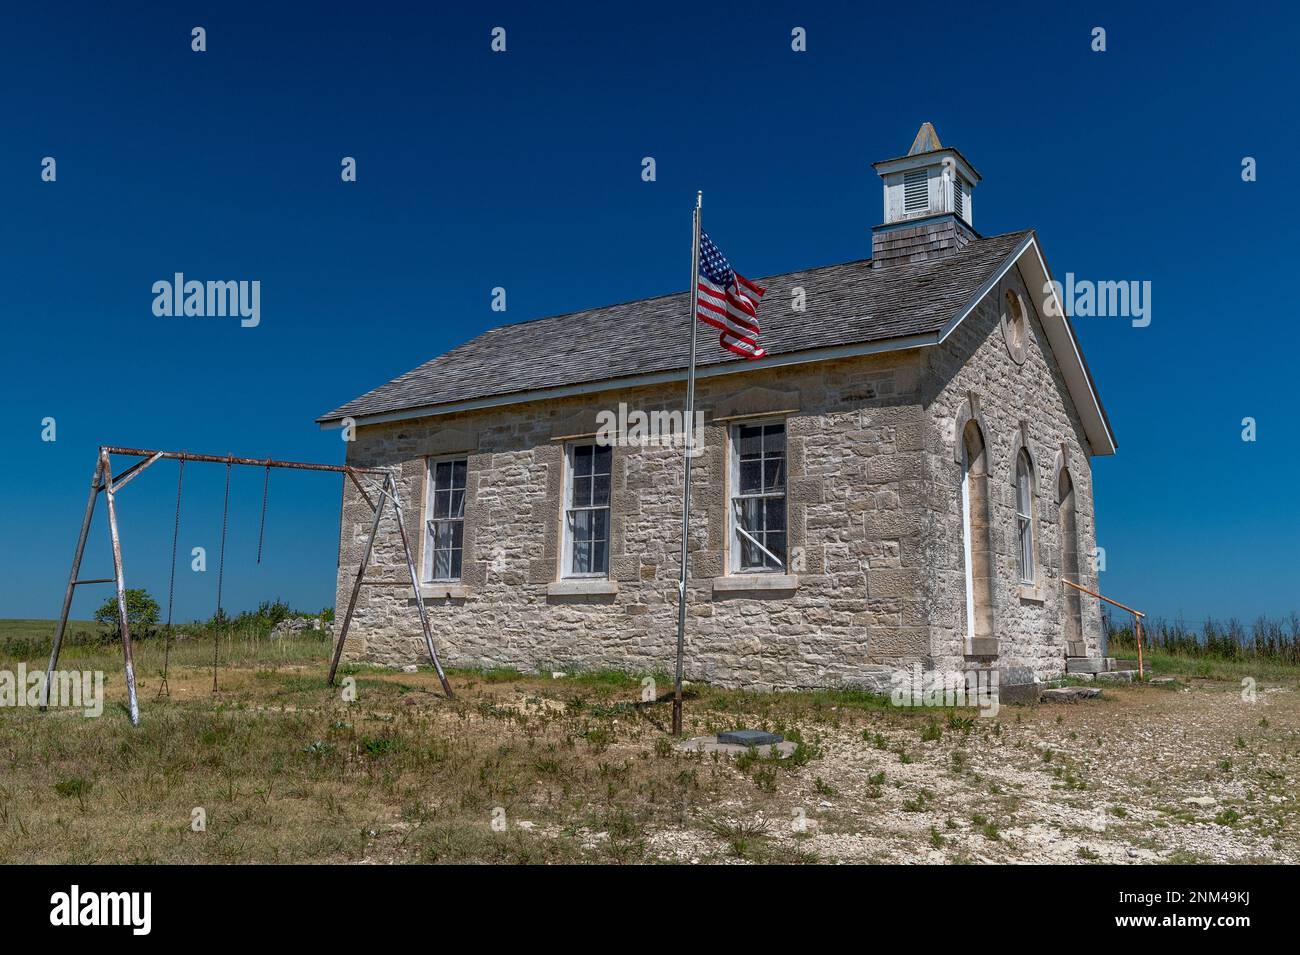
[1062,578,1146,678]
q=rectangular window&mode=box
[730,422,787,572]
[424,458,466,581]
[564,443,611,577]
[903,168,928,212]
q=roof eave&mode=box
[316,331,942,430]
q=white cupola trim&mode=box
[872,122,981,228]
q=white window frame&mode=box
[423,456,467,582]
[562,442,612,579]
[961,440,976,638]
[728,420,788,574]
[1015,451,1035,585]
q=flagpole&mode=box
[672,191,702,737]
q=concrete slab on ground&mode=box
[676,736,798,758]
[1041,686,1101,703]
[1066,657,1105,674]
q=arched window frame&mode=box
[955,395,996,653]
[1014,449,1035,585]
[1007,424,1040,591]
[1055,457,1086,653]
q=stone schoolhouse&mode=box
[318,125,1118,696]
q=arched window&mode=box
[961,419,995,647]
[1058,468,1083,648]
[1015,450,1035,584]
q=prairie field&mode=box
[1,622,1298,864]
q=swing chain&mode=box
[256,463,270,564]
[158,458,185,699]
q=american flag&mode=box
[696,231,767,359]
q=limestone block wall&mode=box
[918,262,1104,679]
[334,352,930,690]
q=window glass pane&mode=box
[567,504,609,576]
[765,532,786,569]
[433,547,451,580]
[449,489,465,518]
[593,445,612,474]
[738,425,762,459]
[739,497,762,533]
[591,508,609,543]
[572,537,591,575]
[451,459,466,489]
[765,497,785,532]
[763,458,785,492]
[592,474,611,507]
[432,489,449,519]
[573,475,592,508]
[741,535,762,569]
[573,445,593,476]
[451,522,464,549]
[449,549,462,580]
[763,423,786,454]
[739,460,762,494]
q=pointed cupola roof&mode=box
[908,121,942,155]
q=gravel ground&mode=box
[642,678,1298,864]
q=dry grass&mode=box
[2,631,1298,864]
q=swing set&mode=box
[42,445,454,726]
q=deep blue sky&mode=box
[1,1,1296,627]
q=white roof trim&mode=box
[935,234,1116,456]
[323,235,1117,456]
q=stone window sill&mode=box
[420,582,471,600]
[547,579,619,597]
[1018,584,1045,603]
[712,574,799,597]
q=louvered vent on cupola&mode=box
[952,175,966,220]
[903,168,928,212]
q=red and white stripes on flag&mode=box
[695,230,767,359]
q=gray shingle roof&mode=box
[318,230,1031,423]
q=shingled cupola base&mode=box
[871,213,979,269]
[871,122,982,269]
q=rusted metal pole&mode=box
[42,455,103,710]
[387,473,454,697]
[1061,578,1145,619]
[327,475,389,686]
[1134,614,1145,681]
[1061,579,1147,679]
[101,447,386,475]
[101,450,141,726]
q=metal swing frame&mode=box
[43,445,453,727]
